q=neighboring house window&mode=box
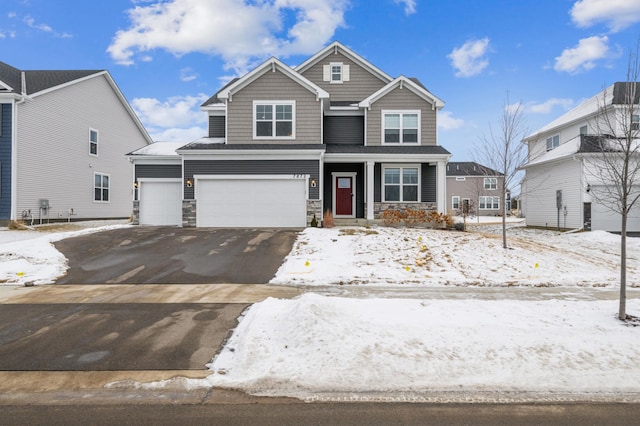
[382,111,420,144]
[94,173,109,202]
[632,114,640,131]
[254,101,295,139]
[383,165,419,202]
[90,129,98,155]
[546,135,559,151]
[452,196,460,210]
[456,176,466,181]
[484,177,497,190]
[580,125,588,135]
[479,196,499,210]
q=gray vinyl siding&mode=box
[226,70,321,144]
[15,75,149,220]
[366,88,437,146]
[324,116,364,145]
[135,164,182,179]
[300,51,387,102]
[208,115,225,138]
[374,163,436,203]
[0,103,11,220]
[184,160,320,200]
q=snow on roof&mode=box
[522,136,581,168]
[128,141,186,156]
[525,84,614,140]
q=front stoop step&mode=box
[332,218,379,227]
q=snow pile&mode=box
[0,222,130,285]
[206,293,640,401]
[270,226,637,288]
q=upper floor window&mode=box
[484,177,497,190]
[331,63,342,82]
[254,101,295,139]
[383,165,419,202]
[632,114,639,131]
[382,111,420,144]
[94,172,109,202]
[323,62,350,83]
[90,128,98,155]
[546,134,559,151]
[580,125,588,135]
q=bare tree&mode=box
[476,94,528,249]
[585,41,640,320]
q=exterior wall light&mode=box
[133,181,139,189]
[586,184,591,193]
[310,178,317,188]
[186,178,193,188]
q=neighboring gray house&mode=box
[446,161,505,216]
[0,61,152,225]
[128,42,451,228]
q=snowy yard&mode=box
[1,220,639,402]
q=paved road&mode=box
[54,227,298,284]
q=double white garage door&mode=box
[138,176,307,228]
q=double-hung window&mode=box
[94,173,109,202]
[452,196,460,210]
[484,177,497,190]
[546,135,559,151]
[479,196,499,210]
[383,165,419,202]
[90,128,98,155]
[382,111,420,144]
[254,101,295,139]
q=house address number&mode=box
[292,174,306,179]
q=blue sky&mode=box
[2,0,640,160]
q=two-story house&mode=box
[0,61,152,226]
[520,82,640,232]
[446,162,505,216]
[128,41,450,228]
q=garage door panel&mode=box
[197,178,306,228]
[139,181,182,226]
[592,201,640,232]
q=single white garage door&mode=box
[139,180,182,226]
[196,176,306,227]
[591,200,640,232]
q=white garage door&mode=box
[196,176,307,228]
[591,201,640,232]
[139,180,182,226]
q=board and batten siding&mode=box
[226,70,321,144]
[184,159,320,200]
[299,51,388,102]
[16,75,149,220]
[365,88,437,146]
[0,103,12,220]
[524,159,583,229]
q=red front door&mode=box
[335,176,353,216]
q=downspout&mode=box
[10,73,29,221]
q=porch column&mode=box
[436,160,447,213]
[366,161,375,220]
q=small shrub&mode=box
[453,222,465,231]
[310,214,318,227]
[381,209,404,226]
[323,209,335,228]
[426,211,454,228]
[404,208,428,227]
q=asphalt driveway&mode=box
[54,227,298,284]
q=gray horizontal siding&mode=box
[185,160,320,199]
[0,103,12,220]
[135,164,182,179]
[208,115,225,138]
[324,116,364,145]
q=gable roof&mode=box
[295,41,393,84]
[215,57,329,102]
[524,82,640,141]
[201,78,239,108]
[359,76,445,109]
[0,61,103,95]
[446,161,502,176]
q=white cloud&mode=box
[179,67,198,82]
[554,35,611,74]
[571,0,640,32]
[437,111,464,130]
[526,98,575,114]
[131,94,209,142]
[23,15,52,32]
[107,0,348,74]
[394,0,417,15]
[448,38,490,78]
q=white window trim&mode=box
[89,127,99,157]
[479,196,500,210]
[252,101,296,140]
[382,164,421,203]
[452,196,460,210]
[484,177,497,190]
[546,134,559,151]
[93,172,110,203]
[455,176,466,181]
[381,110,421,145]
[330,62,343,84]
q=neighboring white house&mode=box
[520,82,640,232]
[0,61,152,225]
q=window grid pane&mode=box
[384,112,419,144]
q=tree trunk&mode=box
[620,211,627,320]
